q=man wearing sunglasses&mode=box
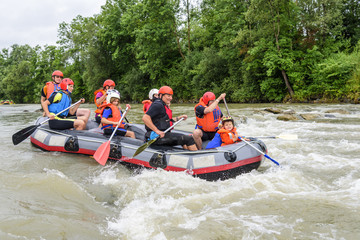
[40,70,64,113]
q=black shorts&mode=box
[95,115,102,124]
[152,132,195,147]
[104,128,127,136]
[48,116,77,130]
[201,130,217,141]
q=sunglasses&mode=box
[54,75,63,79]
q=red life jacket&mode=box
[45,82,61,99]
[165,104,173,127]
[217,127,239,146]
[100,103,125,129]
[94,89,106,114]
[194,97,221,132]
[142,99,152,113]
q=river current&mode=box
[0,103,359,240]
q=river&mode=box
[0,103,359,240]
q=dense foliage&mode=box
[1,0,360,103]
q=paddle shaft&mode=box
[223,98,280,166]
[120,109,129,123]
[12,99,83,145]
[223,97,231,117]
[238,136,280,166]
[164,117,184,134]
[132,118,184,157]
[41,99,82,125]
[108,107,129,142]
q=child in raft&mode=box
[217,116,240,146]
[100,89,135,139]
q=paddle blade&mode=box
[93,141,111,165]
[277,134,298,140]
[12,124,39,145]
[132,139,157,158]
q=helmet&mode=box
[52,70,63,77]
[221,116,234,126]
[148,88,159,100]
[158,86,173,95]
[106,89,120,103]
[60,78,74,91]
[103,79,115,88]
[202,92,216,105]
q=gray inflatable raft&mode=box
[30,117,267,181]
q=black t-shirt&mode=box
[195,105,206,118]
[146,99,167,119]
[145,99,171,132]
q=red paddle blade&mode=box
[93,141,111,165]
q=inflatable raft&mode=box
[30,117,267,181]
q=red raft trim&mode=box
[31,136,262,176]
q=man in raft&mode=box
[142,86,198,151]
[42,78,87,130]
[192,92,226,149]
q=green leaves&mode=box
[1,0,359,104]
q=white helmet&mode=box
[106,89,120,103]
[148,88,159,100]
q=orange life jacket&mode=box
[194,97,222,132]
[142,99,152,113]
[100,103,125,129]
[94,89,106,114]
[45,82,61,99]
[217,127,239,146]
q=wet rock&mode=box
[324,114,336,118]
[35,108,43,112]
[264,108,283,114]
[23,110,29,112]
[277,114,300,121]
[300,113,320,120]
[253,110,270,115]
[283,109,296,114]
[325,109,350,114]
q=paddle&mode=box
[12,99,82,145]
[223,97,238,127]
[120,109,129,123]
[132,118,184,158]
[251,134,298,140]
[93,107,129,166]
[223,98,280,166]
[223,97,231,117]
[238,136,280,166]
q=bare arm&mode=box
[69,98,85,115]
[101,117,119,126]
[96,94,107,106]
[142,114,165,138]
[204,93,226,114]
[41,100,54,120]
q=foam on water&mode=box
[95,104,360,239]
[2,103,360,239]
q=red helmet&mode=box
[158,86,173,95]
[103,79,115,88]
[60,78,74,90]
[52,70,63,77]
[202,92,216,105]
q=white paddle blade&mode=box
[277,134,298,140]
